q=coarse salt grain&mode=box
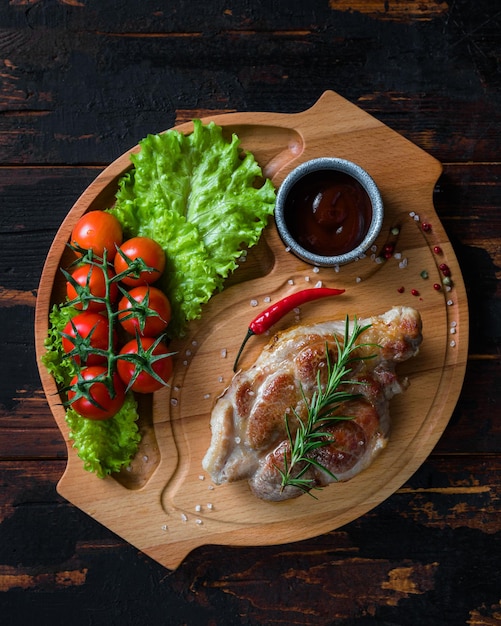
[203,393,210,400]
[235,436,241,444]
[250,299,258,307]
[315,280,323,288]
[371,245,378,252]
[208,485,214,490]
[399,258,408,269]
[181,513,188,522]
[288,278,294,285]
[221,348,227,358]
[285,246,291,252]
[334,265,340,273]
[195,504,201,512]
[450,340,456,347]
[162,524,168,531]
[409,211,416,217]
[447,299,453,306]
[196,519,203,525]
[199,475,205,481]
[375,257,383,264]
[304,276,310,282]
[451,321,457,327]
[170,398,178,407]
[414,214,420,221]
[218,376,224,383]
[263,296,271,303]
[450,328,456,334]
[313,266,320,273]
[207,503,214,510]
[394,252,402,260]
[355,277,362,283]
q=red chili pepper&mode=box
[233,287,345,371]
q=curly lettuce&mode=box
[42,303,140,478]
[110,119,276,336]
[65,394,140,478]
[42,303,79,386]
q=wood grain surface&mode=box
[35,91,469,570]
[1,1,500,624]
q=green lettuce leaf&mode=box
[110,119,276,336]
[42,303,79,387]
[65,394,140,479]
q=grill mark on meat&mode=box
[315,400,379,479]
[294,339,334,387]
[247,372,300,449]
[235,381,254,417]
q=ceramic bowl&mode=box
[274,157,384,267]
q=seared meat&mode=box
[202,306,422,501]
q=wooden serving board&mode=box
[35,91,468,570]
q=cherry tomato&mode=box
[61,312,115,366]
[67,366,125,420]
[114,237,166,286]
[66,263,119,312]
[117,337,173,393]
[117,286,171,337]
[71,211,123,260]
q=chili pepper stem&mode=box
[233,328,255,372]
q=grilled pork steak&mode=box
[202,306,423,501]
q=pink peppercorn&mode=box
[433,283,441,291]
[422,222,432,232]
[433,246,442,255]
[439,263,451,277]
[411,289,420,296]
[383,243,395,259]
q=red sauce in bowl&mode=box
[284,169,373,256]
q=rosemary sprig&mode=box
[277,316,376,497]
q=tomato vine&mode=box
[59,235,175,419]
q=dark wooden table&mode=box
[1,2,500,624]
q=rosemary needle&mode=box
[277,316,375,496]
